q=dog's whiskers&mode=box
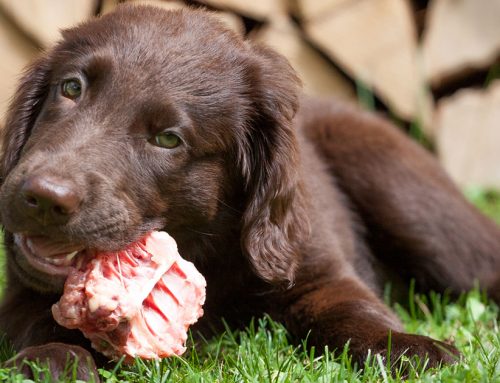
[186,228,218,237]
[215,197,242,214]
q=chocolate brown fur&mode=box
[1,4,500,377]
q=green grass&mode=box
[0,190,499,382]
[465,188,500,225]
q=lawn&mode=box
[0,190,499,382]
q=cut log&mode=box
[216,12,245,36]
[252,16,355,100]
[0,11,37,124]
[127,0,187,11]
[196,0,287,20]
[304,0,433,128]
[100,0,120,15]
[436,81,500,188]
[422,0,500,87]
[124,1,245,35]
[292,0,351,21]
[0,0,96,47]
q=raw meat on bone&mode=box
[52,231,206,360]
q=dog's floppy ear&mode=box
[1,56,51,181]
[239,44,310,286]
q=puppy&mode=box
[1,4,499,379]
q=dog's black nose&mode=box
[20,175,81,224]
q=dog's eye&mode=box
[152,132,181,149]
[61,78,82,99]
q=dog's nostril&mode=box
[24,194,39,208]
[20,175,82,222]
[52,205,68,216]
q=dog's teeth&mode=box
[47,258,64,265]
[26,238,36,254]
[66,251,78,261]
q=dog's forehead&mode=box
[60,6,244,70]
[41,5,255,149]
[55,6,250,107]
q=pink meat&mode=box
[52,231,206,360]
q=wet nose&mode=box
[20,175,81,224]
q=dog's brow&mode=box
[84,56,113,81]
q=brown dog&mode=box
[1,4,500,379]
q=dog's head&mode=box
[0,5,309,293]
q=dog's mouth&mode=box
[13,233,90,276]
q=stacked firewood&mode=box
[1,0,499,187]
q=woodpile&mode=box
[1,0,499,188]
[436,81,500,188]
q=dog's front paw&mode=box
[5,342,99,381]
[372,332,460,369]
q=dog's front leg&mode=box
[0,284,99,381]
[284,277,459,369]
